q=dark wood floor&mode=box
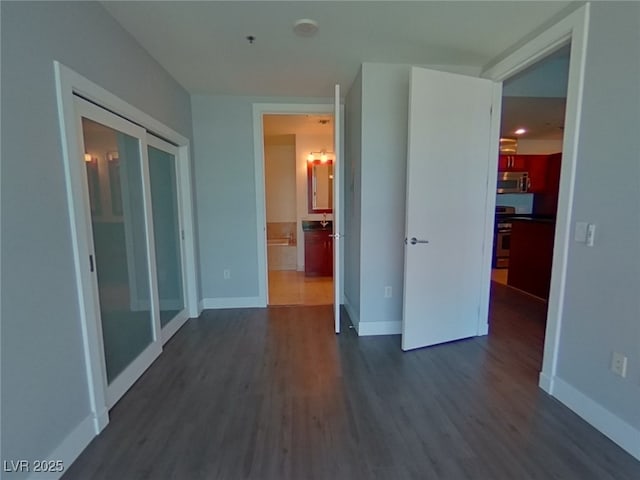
[64,283,640,479]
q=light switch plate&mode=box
[586,224,596,247]
[575,222,588,243]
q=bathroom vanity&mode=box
[302,221,333,277]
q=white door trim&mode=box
[74,96,164,410]
[251,102,345,308]
[333,85,342,333]
[480,4,590,394]
[54,61,199,432]
[147,134,191,343]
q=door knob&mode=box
[409,237,429,245]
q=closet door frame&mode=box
[55,62,199,434]
[147,134,191,343]
[75,96,163,410]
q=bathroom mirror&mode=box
[307,160,333,213]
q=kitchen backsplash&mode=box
[496,193,534,214]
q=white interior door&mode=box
[333,84,342,333]
[402,67,496,351]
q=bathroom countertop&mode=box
[302,220,332,231]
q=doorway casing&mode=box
[481,3,589,397]
[252,103,345,309]
[481,4,638,460]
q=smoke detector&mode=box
[293,19,319,37]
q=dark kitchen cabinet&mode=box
[508,218,555,299]
[523,155,549,192]
[304,229,333,277]
[498,155,527,171]
[533,152,562,216]
[498,154,552,193]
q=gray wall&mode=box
[344,69,363,322]
[555,2,640,431]
[343,63,482,331]
[358,64,412,328]
[503,48,570,98]
[1,1,193,473]
[191,95,332,301]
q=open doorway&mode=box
[489,44,570,369]
[262,114,335,306]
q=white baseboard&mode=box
[343,296,360,331]
[26,414,96,480]
[477,323,489,336]
[200,296,265,309]
[538,371,554,393]
[343,295,401,336]
[552,376,640,461]
[357,320,402,336]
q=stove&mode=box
[493,206,516,268]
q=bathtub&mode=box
[267,238,297,270]
[267,237,293,246]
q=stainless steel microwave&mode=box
[497,171,530,193]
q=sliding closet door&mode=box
[76,97,161,408]
[147,136,188,339]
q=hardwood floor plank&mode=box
[63,288,640,480]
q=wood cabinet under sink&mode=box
[303,227,333,277]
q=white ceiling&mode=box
[501,96,566,140]
[263,114,333,135]
[102,1,575,98]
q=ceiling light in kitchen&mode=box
[293,19,319,37]
[499,138,517,154]
[514,128,527,135]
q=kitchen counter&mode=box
[507,217,555,300]
[505,215,556,223]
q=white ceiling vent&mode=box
[293,19,319,37]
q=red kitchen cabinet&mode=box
[498,154,550,193]
[498,155,510,171]
[508,219,555,299]
[523,155,549,192]
[533,153,562,216]
[498,154,527,172]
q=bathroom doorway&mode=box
[262,114,334,306]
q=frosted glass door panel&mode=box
[148,145,184,326]
[82,118,154,384]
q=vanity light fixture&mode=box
[84,154,93,162]
[307,150,334,163]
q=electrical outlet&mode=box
[223,269,231,280]
[384,286,392,298]
[611,352,628,378]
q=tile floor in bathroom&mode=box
[268,270,333,306]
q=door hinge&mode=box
[89,254,94,272]
[181,229,185,240]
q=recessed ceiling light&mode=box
[293,19,319,37]
[514,128,527,135]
